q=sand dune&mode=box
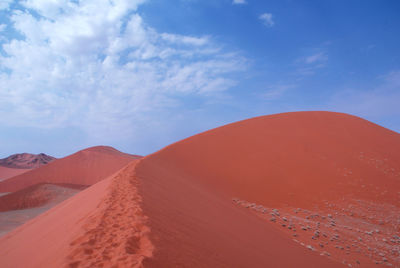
[0,183,87,212]
[0,146,139,193]
[0,160,149,268]
[0,166,30,182]
[136,111,400,267]
[136,159,340,267]
[0,184,85,236]
[0,112,399,267]
[142,111,400,208]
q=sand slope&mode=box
[0,112,399,267]
[0,146,139,193]
[0,167,30,182]
[136,111,400,267]
[0,160,151,268]
[137,159,341,267]
[141,111,400,208]
[0,184,84,237]
[0,183,87,212]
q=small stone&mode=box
[306,245,315,251]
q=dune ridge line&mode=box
[67,160,154,268]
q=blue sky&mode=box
[0,0,399,158]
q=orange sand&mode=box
[0,183,87,212]
[0,112,399,267]
[0,160,151,268]
[136,111,400,267]
[0,146,139,193]
[0,167,30,181]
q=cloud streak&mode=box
[294,51,328,76]
[304,52,327,64]
[232,0,247,4]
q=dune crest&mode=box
[67,162,153,268]
[0,146,139,193]
[0,112,399,267]
[0,160,152,268]
[136,111,400,267]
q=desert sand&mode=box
[0,111,399,267]
[0,166,30,182]
[0,184,85,236]
[0,146,139,193]
[135,111,400,267]
[0,146,139,241]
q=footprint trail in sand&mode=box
[67,162,153,268]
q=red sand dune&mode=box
[136,111,400,267]
[0,146,139,193]
[0,183,87,212]
[0,166,30,181]
[0,183,86,236]
[141,111,400,208]
[0,160,150,268]
[0,112,399,267]
[0,153,55,169]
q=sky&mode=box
[0,0,399,158]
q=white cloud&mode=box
[0,0,245,142]
[0,24,6,32]
[232,0,247,4]
[259,13,274,27]
[161,33,209,46]
[0,0,13,10]
[294,51,328,76]
[305,52,328,64]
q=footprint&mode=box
[125,236,140,254]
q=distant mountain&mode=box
[0,153,56,169]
